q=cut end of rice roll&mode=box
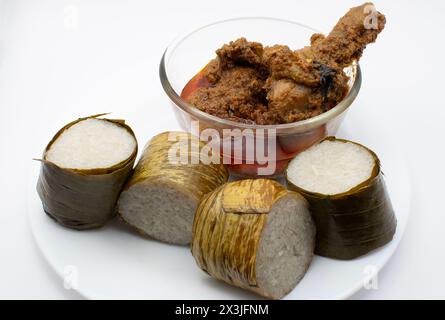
[45,118,137,170]
[191,179,315,299]
[118,131,228,245]
[255,192,316,299]
[286,137,396,260]
[118,180,199,245]
[286,138,377,196]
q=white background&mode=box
[0,0,444,299]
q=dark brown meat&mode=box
[189,66,270,124]
[308,2,386,69]
[205,38,266,84]
[186,2,386,125]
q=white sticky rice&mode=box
[45,118,136,169]
[287,139,375,195]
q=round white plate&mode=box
[27,110,411,300]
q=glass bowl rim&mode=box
[159,16,362,133]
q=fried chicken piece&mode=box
[187,2,386,124]
[264,2,385,121]
[205,38,264,83]
[265,2,385,84]
[308,2,386,69]
[262,45,321,87]
[266,79,312,121]
[188,66,269,124]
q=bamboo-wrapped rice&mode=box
[286,137,397,260]
[118,131,229,245]
[36,115,138,230]
[191,179,315,299]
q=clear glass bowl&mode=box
[160,17,361,177]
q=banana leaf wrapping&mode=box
[122,131,228,197]
[191,179,311,299]
[118,131,229,244]
[286,137,397,260]
[36,115,138,230]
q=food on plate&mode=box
[286,137,397,260]
[36,115,138,230]
[33,2,395,299]
[191,179,315,299]
[118,131,229,245]
[182,2,385,125]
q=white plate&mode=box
[27,111,410,300]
